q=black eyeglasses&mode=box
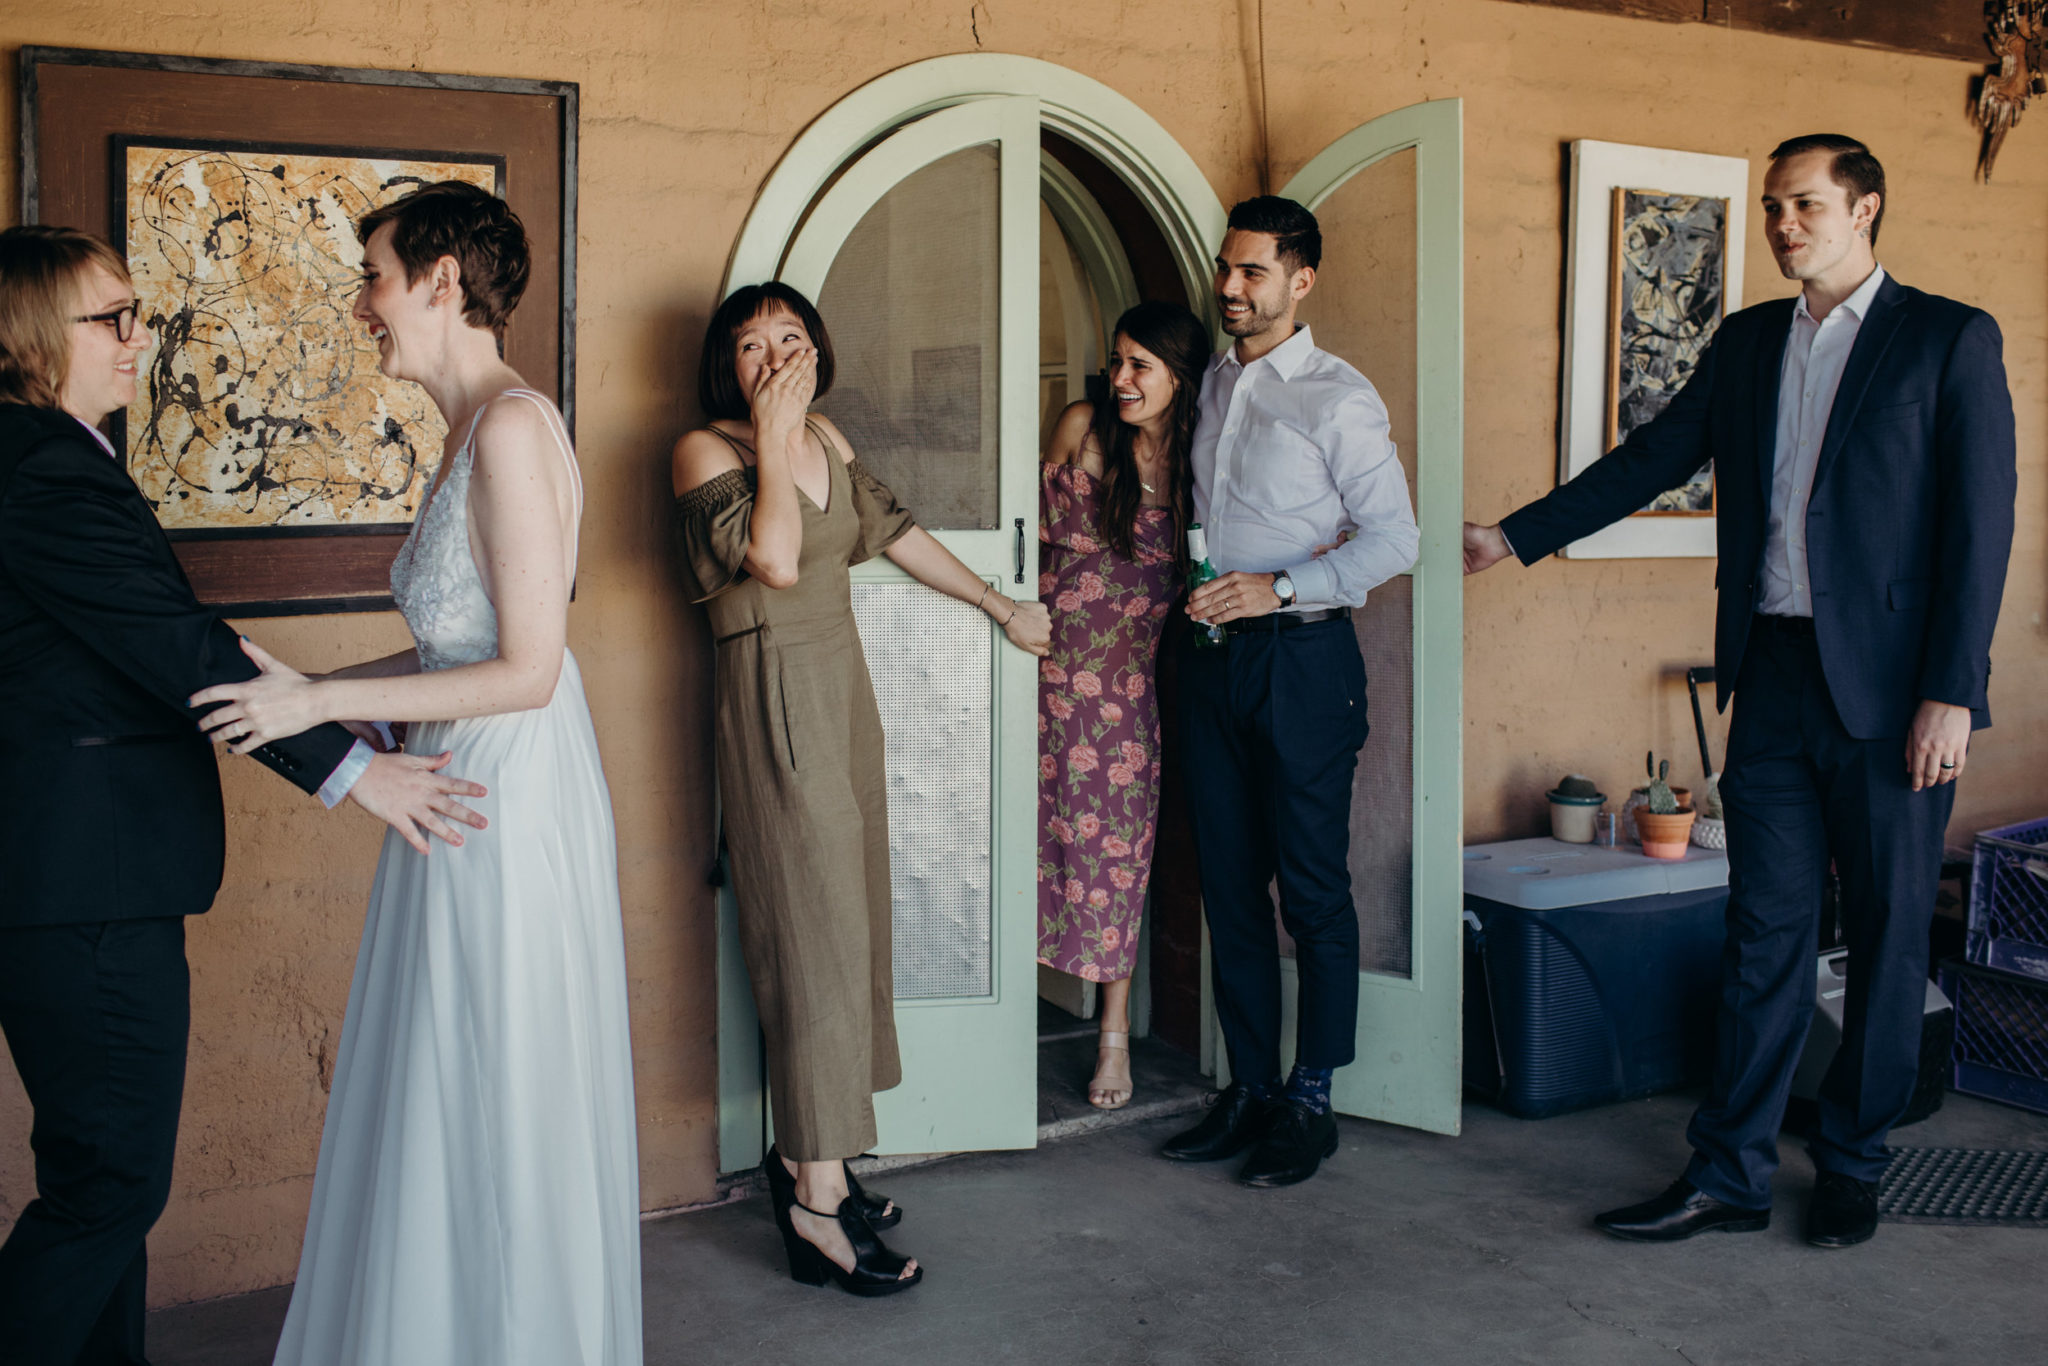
[73,299,143,342]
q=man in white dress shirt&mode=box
[1466,136,2015,1249]
[1159,197,1419,1188]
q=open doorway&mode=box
[1033,129,1213,1067]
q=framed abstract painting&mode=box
[20,47,577,614]
[1558,140,1747,560]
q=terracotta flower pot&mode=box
[1634,808,1697,860]
[1621,787,1691,845]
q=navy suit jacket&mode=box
[1500,275,2016,741]
[0,403,356,927]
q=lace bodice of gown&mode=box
[391,389,580,672]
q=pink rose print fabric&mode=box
[1037,463,1178,982]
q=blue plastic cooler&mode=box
[1463,838,1729,1118]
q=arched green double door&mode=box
[717,58,1464,1166]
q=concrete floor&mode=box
[148,1077,2045,1366]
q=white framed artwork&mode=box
[1559,140,1749,559]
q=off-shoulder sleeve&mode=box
[671,467,756,603]
[846,457,915,566]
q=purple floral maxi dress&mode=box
[1037,463,1179,982]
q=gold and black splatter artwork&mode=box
[123,144,498,531]
[1607,187,1728,516]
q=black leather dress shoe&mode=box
[1238,1102,1339,1188]
[1162,1083,1276,1162]
[1594,1178,1771,1242]
[1806,1171,1879,1249]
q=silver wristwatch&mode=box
[1272,571,1297,607]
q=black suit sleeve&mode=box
[0,433,355,796]
[1920,311,2017,711]
[1498,326,1725,563]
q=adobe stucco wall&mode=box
[0,0,2040,1307]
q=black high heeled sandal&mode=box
[843,1161,902,1230]
[764,1146,920,1295]
[765,1145,902,1230]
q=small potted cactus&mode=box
[1546,773,1606,843]
[1633,756,1697,860]
[1691,772,1726,850]
[1621,750,1691,845]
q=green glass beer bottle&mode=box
[1186,522,1228,650]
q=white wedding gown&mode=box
[273,390,642,1366]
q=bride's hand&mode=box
[189,638,329,753]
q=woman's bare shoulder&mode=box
[805,411,857,464]
[469,393,572,480]
[672,426,747,496]
[1044,400,1098,469]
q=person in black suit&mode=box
[0,225,487,1365]
[1465,135,2015,1249]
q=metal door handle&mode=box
[1013,517,1025,584]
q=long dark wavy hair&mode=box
[1089,300,1209,570]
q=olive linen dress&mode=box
[674,424,914,1161]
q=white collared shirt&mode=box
[71,413,370,805]
[73,414,118,460]
[1190,324,1419,609]
[1759,264,1887,617]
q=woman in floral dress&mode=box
[1038,301,1210,1109]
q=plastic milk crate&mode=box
[1940,958,2048,1117]
[1966,817,2048,982]
[1462,838,1729,1118]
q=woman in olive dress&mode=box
[671,283,1049,1296]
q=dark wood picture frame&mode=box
[20,47,578,616]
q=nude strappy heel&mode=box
[1089,1029,1134,1110]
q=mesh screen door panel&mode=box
[853,582,994,999]
[816,144,1002,531]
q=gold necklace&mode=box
[1134,440,1164,496]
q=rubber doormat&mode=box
[1879,1148,2048,1225]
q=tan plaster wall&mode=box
[0,0,2040,1307]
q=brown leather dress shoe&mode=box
[1805,1171,1879,1249]
[1594,1178,1771,1242]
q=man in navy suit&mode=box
[1465,135,2015,1249]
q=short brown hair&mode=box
[697,283,836,422]
[356,181,530,335]
[0,225,132,409]
[1769,134,1887,247]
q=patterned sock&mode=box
[1241,1075,1282,1103]
[1284,1064,1334,1116]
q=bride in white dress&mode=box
[191,183,641,1366]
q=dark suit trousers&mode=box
[1684,616,1952,1208]
[1178,617,1368,1084]
[0,917,188,1366]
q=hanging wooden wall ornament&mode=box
[1976,1,2047,180]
